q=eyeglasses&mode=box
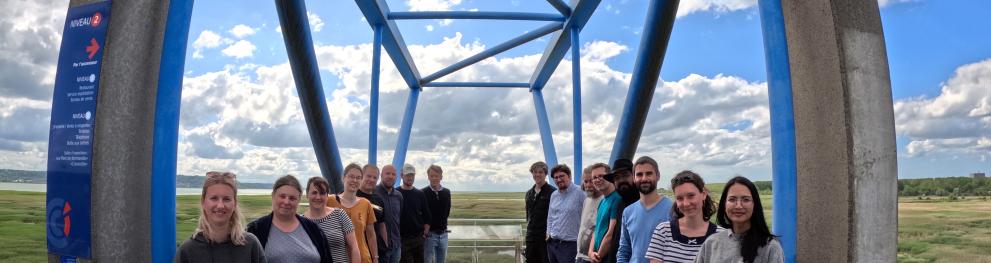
[206,171,236,179]
[726,196,753,205]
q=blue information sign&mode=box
[47,1,111,259]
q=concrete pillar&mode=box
[49,0,191,262]
[780,0,898,262]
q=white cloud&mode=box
[0,0,67,100]
[878,0,917,7]
[895,59,991,157]
[406,0,463,11]
[192,30,232,59]
[162,32,777,189]
[425,25,435,31]
[677,0,756,18]
[308,12,325,32]
[229,24,256,38]
[221,40,256,59]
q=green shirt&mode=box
[593,191,622,251]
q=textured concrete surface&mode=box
[781,0,897,262]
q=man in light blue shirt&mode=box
[617,156,673,263]
[546,164,585,263]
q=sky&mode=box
[1,0,990,191]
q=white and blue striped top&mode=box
[645,220,722,263]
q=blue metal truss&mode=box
[274,0,802,259]
[349,0,604,186]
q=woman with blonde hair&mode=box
[175,171,265,263]
[305,176,362,263]
[327,163,379,263]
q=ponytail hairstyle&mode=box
[197,172,247,245]
[717,176,776,263]
[669,170,716,221]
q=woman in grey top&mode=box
[694,176,783,263]
[174,171,265,263]
[305,176,361,263]
[248,175,334,263]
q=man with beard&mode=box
[611,159,640,207]
[616,156,673,263]
[576,164,608,263]
[546,164,584,263]
[398,164,432,263]
[376,165,404,263]
[525,161,554,263]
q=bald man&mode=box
[376,165,404,263]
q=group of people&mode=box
[172,156,782,263]
[174,163,452,263]
[524,156,784,263]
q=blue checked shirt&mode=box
[546,184,585,241]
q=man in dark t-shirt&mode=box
[360,164,388,263]
[398,164,431,263]
[525,161,554,263]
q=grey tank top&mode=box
[265,223,321,263]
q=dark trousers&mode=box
[401,236,425,263]
[525,239,549,263]
[546,239,577,263]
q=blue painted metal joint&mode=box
[151,0,194,262]
[529,0,601,91]
[758,0,797,262]
[355,0,422,90]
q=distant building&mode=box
[971,172,986,179]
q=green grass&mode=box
[3,191,990,262]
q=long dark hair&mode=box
[670,170,715,221]
[717,176,775,263]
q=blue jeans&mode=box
[382,242,401,263]
[424,232,448,263]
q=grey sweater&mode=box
[174,232,266,263]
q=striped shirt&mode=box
[312,208,356,263]
[645,220,722,263]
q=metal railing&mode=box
[447,218,526,263]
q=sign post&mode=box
[46,1,111,261]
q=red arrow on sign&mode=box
[86,38,100,60]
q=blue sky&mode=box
[1,0,989,191]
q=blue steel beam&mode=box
[420,22,563,85]
[355,0,422,89]
[369,25,382,165]
[570,26,582,185]
[392,88,421,187]
[609,0,679,163]
[152,0,193,262]
[758,0,797,262]
[529,0,601,91]
[532,89,558,167]
[276,0,345,193]
[389,11,565,21]
[547,0,571,16]
[424,82,530,88]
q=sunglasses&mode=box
[206,171,236,179]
